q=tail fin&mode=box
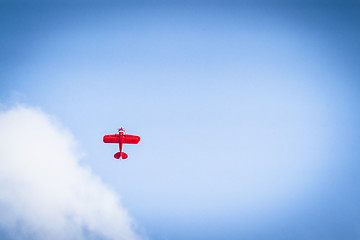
[121,152,128,159]
[114,152,128,159]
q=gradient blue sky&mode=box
[1,1,360,239]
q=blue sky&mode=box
[1,1,360,239]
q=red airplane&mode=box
[103,128,140,159]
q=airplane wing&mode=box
[103,134,140,144]
[123,134,140,144]
[103,134,119,143]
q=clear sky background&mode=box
[1,0,360,239]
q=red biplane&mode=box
[103,128,140,159]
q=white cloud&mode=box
[0,105,143,240]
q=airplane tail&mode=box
[114,152,128,160]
